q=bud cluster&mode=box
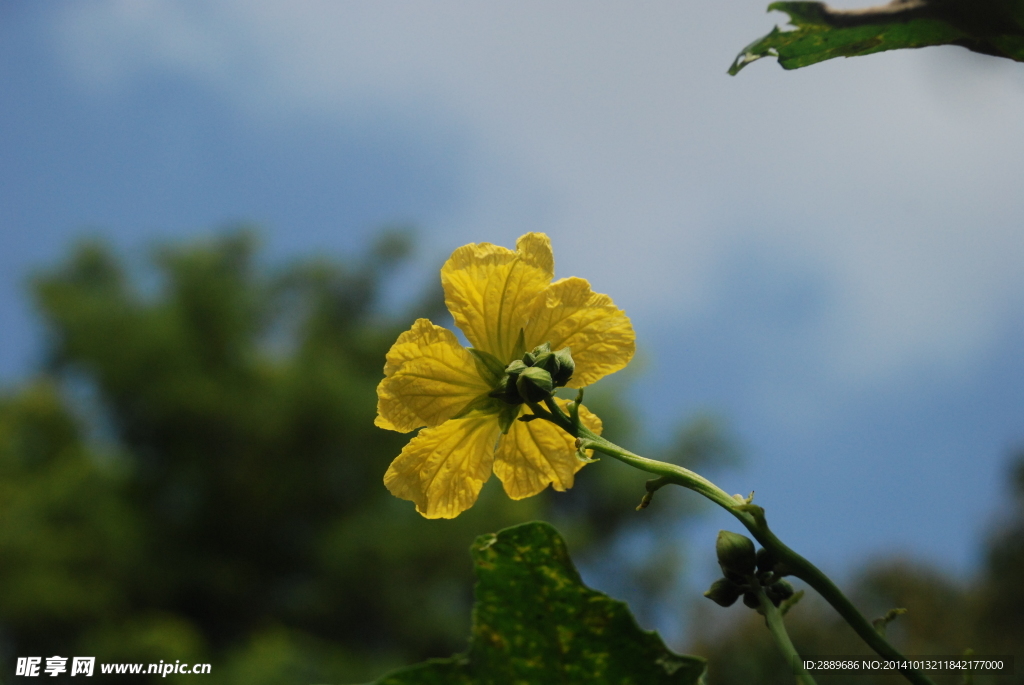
[490,342,575,405]
[704,531,794,612]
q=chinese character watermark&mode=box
[71,657,95,677]
[16,657,42,677]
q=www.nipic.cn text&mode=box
[16,657,212,677]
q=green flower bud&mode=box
[522,342,551,367]
[549,347,575,387]
[704,578,743,607]
[505,359,528,375]
[755,546,790,578]
[755,547,777,574]
[489,360,529,405]
[491,343,575,405]
[716,530,756,581]
[765,580,795,607]
[516,366,554,403]
[517,342,575,388]
[742,591,760,609]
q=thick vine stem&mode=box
[538,398,936,685]
[752,581,817,685]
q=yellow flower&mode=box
[375,233,635,518]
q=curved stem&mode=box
[537,399,935,685]
[752,582,817,685]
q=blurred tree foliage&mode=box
[691,449,1024,685]
[0,230,734,684]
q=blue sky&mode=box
[2,0,1024,611]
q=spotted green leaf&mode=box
[368,521,705,685]
[731,0,1024,75]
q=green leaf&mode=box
[730,0,1024,75]
[368,521,705,685]
[468,347,507,385]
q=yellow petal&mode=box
[375,318,493,433]
[441,233,554,363]
[524,277,636,387]
[493,399,603,500]
[383,413,501,519]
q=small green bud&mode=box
[755,547,777,574]
[716,530,756,581]
[765,580,795,607]
[549,347,575,387]
[742,591,760,609]
[532,354,553,372]
[505,359,528,375]
[704,578,743,608]
[522,342,551,367]
[516,366,554,403]
[755,547,789,577]
[517,342,574,388]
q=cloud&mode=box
[52,0,1024,390]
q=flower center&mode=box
[489,342,575,405]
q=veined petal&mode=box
[441,233,554,362]
[493,399,603,500]
[524,277,635,387]
[375,318,493,433]
[383,413,501,519]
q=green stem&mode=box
[538,398,935,685]
[752,582,817,685]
